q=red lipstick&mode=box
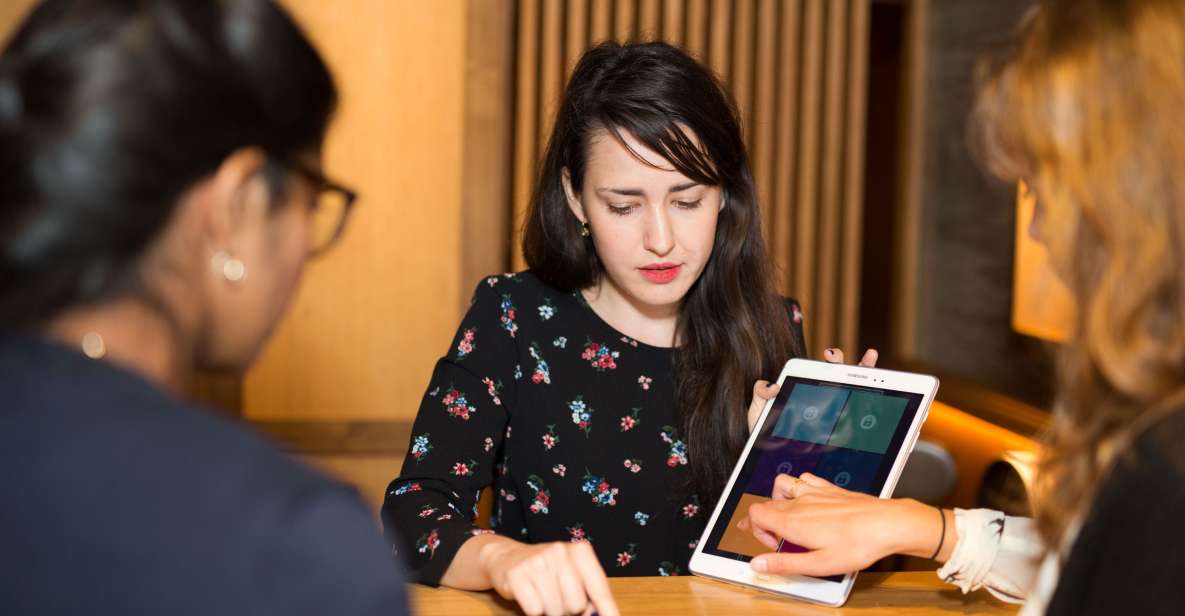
[639,262,681,284]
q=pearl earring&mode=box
[212,251,247,282]
[580,222,590,237]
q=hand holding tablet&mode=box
[689,358,939,606]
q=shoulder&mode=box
[468,270,570,309]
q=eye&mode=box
[674,199,702,210]
[607,203,637,216]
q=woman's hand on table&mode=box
[476,537,619,616]
[747,348,879,433]
[738,473,949,577]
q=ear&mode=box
[561,167,586,224]
[199,147,272,255]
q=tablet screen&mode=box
[702,376,924,579]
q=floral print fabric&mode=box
[382,272,805,585]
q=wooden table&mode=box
[410,571,1020,615]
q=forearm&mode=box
[439,534,523,590]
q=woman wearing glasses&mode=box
[382,41,874,616]
[739,1,1185,614]
[0,1,398,614]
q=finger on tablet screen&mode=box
[752,549,847,577]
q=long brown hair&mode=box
[973,0,1185,549]
[522,41,803,508]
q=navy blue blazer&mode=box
[0,333,408,615]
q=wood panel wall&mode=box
[509,0,871,353]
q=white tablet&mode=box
[689,358,939,607]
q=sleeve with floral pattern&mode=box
[381,278,520,585]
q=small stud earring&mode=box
[580,222,590,237]
[212,251,247,283]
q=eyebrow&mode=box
[596,181,702,197]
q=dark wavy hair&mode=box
[522,41,803,508]
[0,0,336,328]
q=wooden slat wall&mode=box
[509,0,871,353]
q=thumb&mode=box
[751,549,848,578]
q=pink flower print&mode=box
[528,343,551,384]
[482,436,494,452]
[418,506,437,518]
[552,464,567,477]
[499,294,518,337]
[451,459,477,477]
[417,530,441,558]
[541,424,559,450]
[661,426,689,467]
[637,375,652,390]
[499,488,517,502]
[580,340,619,371]
[481,377,503,405]
[619,408,641,432]
[441,387,476,420]
[623,458,642,473]
[527,475,551,514]
[456,328,476,360]
[567,524,589,542]
[682,496,701,519]
[581,472,619,507]
[620,336,639,348]
[616,544,638,568]
[471,528,495,537]
[791,302,804,324]
[436,513,453,521]
[486,276,500,287]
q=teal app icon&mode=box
[826,391,907,454]
[771,384,850,445]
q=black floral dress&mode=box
[382,271,805,584]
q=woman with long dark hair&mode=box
[739,1,1185,614]
[384,41,866,615]
[0,1,405,613]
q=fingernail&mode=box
[752,558,768,573]
[825,348,836,357]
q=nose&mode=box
[642,204,675,257]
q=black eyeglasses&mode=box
[283,161,358,257]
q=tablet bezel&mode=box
[688,358,940,607]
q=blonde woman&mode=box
[740,0,1185,614]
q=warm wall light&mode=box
[1012,182,1075,342]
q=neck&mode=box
[45,297,194,395]
[582,277,681,348]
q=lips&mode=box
[639,263,681,284]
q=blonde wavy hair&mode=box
[973,0,1185,549]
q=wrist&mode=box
[889,499,948,559]
[474,534,519,573]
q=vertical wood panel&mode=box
[815,0,848,348]
[462,0,516,305]
[772,0,802,297]
[708,0,732,81]
[661,0,686,45]
[566,0,591,73]
[639,0,661,39]
[684,0,708,60]
[590,0,613,43]
[615,0,636,40]
[841,0,871,353]
[730,0,755,145]
[794,0,824,336]
[751,0,778,229]
[511,0,541,270]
